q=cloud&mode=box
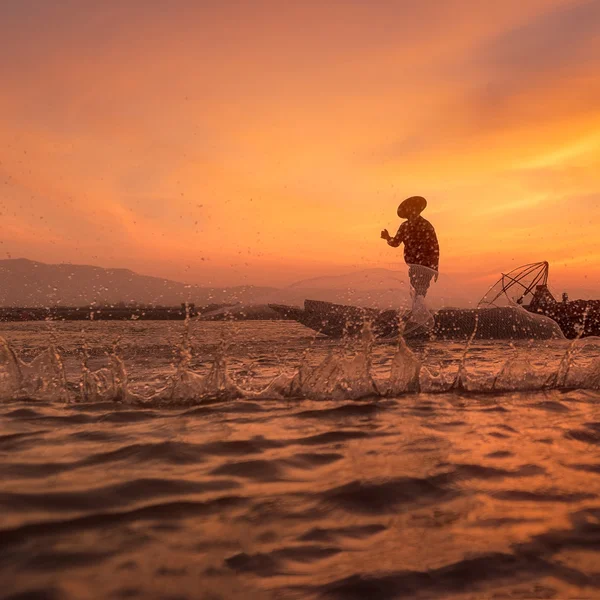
[0,1,599,287]
[480,0,600,77]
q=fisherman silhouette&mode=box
[381,196,439,299]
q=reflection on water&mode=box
[1,321,600,599]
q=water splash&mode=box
[0,336,23,400]
[490,346,547,392]
[21,345,69,402]
[552,336,600,390]
[286,323,379,400]
[386,336,420,394]
[4,329,600,405]
[154,345,243,404]
[0,335,69,402]
[152,314,243,404]
[79,338,133,403]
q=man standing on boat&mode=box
[381,196,439,322]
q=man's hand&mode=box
[381,229,391,241]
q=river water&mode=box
[1,321,600,599]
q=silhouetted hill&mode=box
[0,258,479,310]
[289,268,406,290]
[0,259,276,307]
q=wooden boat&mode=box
[269,300,565,340]
[269,263,600,340]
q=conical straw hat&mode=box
[397,196,427,218]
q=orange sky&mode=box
[1,0,599,293]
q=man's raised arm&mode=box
[381,224,404,247]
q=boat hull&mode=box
[269,300,566,340]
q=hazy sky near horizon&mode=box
[1,0,599,291]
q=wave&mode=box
[3,323,600,405]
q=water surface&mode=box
[1,321,600,599]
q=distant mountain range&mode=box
[0,258,474,309]
[289,268,407,290]
[0,259,276,307]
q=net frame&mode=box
[480,261,549,308]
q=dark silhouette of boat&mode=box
[269,300,566,340]
[269,263,600,340]
[484,262,600,338]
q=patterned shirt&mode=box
[388,216,439,270]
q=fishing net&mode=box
[480,262,550,307]
[471,262,565,341]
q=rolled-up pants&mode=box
[408,265,436,297]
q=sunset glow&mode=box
[2,0,599,293]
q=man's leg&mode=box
[406,265,435,333]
